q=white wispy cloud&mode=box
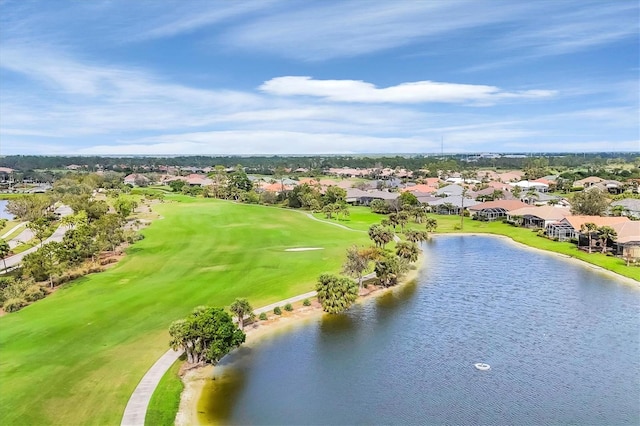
[260,76,556,105]
[222,1,530,60]
[221,1,636,61]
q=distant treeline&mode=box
[0,152,638,174]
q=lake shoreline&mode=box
[174,255,424,426]
[436,232,639,286]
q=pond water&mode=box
[200,236,640,425]
[0,200,14,220]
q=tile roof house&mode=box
[497,171,524,182]
[508,206,571,228]
[402,184,437,194]
[610,198,640,218]
[345,188,400,205]
[468,200,529,221]
[573,176,604,188]
[436,184,464,197]
[123,173,150,186]
[185,174,213,186]
[547,215,631,241]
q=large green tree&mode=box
[229,298,255,331]
[22,241,66,288]
[374,254,406,287]
[342,245,379,291]
[6,194,53,222]
[169,306,246,365]
[316,273,358,314]
[571,189,609,216]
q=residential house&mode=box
[436,184,464,197]
[468,200,529,221]
[345,188,399,206]
[547,215,630,241]
[573,176,603,189]
[610,198,640,219]
[426,195,479,215]
[123,173,150,186]
[510,180,549,193]
[611,221,640,260]
[508,206,571,229]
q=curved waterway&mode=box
[200,236,640,425]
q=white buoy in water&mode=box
[474,363,490,371]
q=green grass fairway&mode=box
[0,198,368,425]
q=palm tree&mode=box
[396,241,420,263]
[229,298,254,331]
[404,229,429,243]
[0,238,10,271]
[597,226,617,254]
[580,222,598,253]
[425,217,438,234]
[368,224,393,248]
[397,211,409,231]
[525,189,539,205]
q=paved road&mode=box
[8,228,35,249]
[1,224,70,272]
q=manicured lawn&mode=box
[0,198,369,425]
[145,356,185,426]
[1,220,23,238]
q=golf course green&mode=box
[0,197,369,425]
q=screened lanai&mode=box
[476,207,508,221]
[546,221,575,240]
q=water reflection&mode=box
[199,236,640,425]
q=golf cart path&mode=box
[121,291,318,426]
[1,221,27,239]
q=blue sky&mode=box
[1,0,638,155]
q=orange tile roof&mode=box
[509,206,571,220]
[403,184,437,193]
[469,200,529,211]
[611,221,640,243]
[561,215,630,230]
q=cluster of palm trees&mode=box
[579,222,618,254]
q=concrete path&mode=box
[304,212,364,232]
[8,228,34,249]
[120,291,322,426]
[0,224,70,272]
[1,221,26,239]
[121,349,183,426]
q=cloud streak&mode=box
[260,76,556,105]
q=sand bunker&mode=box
[284,247,324,252]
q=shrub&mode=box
[4,297,26,313]
[302,298,311,307]
[259,312,268,321]
[284,303,293,312]
[24,285,47,302]
[273,306,282,315]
